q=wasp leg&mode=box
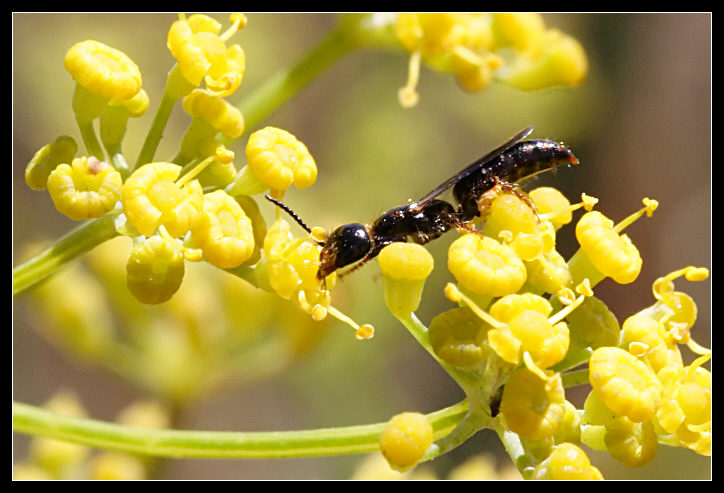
[477,177,541,222]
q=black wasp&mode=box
[266,126,578,281]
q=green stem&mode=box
[560,368,590,388]
[77,118,105,161]
[12,400,467,459]
[495,424,534,478]
[567,249,605,288]
[13,212,120,296]
[231,25,355,136]
[134,90,178,170]
[424,410,489,461]
[105,144,131,180]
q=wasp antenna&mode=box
[264,194,313,235]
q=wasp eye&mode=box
[331,224,371,269]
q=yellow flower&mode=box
[25,135,77,191]
[167,13,246,96]
[490,13,546,51]
[126,234,185,304]
[487,293,570,371]
[378,243,434,318]
[191,190,254,269]
[481,193,557,261]
[64,40,142,101]
[529,186,574,230]
[428,307,489,369]
[500,368,566,440]
[495,28,588,91]
[622,313,683,374]
[575,210,642,284]
[263,219,319,297]
[121,162,203,238]
[258,218,375,339]
[588,347,662,423]
[182,88,245,139]
[108,87,150,118]
[47,156,122,220]
[525,249,573,295]
[379,412,433,472]
[656,356,711,456]
[532,442,603,480]
[447,233,526,297]
[603,416,659,467]
[245,127,317,194]
[393,13,587,106]
[647,266,710,356]
[564,295,621,353]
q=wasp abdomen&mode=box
[453,139,577,220]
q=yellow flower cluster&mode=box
[373,183,709,475]
[394,13,587,107]
[582,266,711,463]
[25,15,334,308]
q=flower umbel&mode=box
[13,13,710,481]
[393,13,588,107]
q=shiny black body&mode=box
[453,139,581,221]
[272,127,579,279]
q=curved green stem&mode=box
[13,400,467,459]
[13,212,120,296]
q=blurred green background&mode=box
[13,13,710,479]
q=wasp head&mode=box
[317,223,371,279]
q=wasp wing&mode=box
[413,126,534,207]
